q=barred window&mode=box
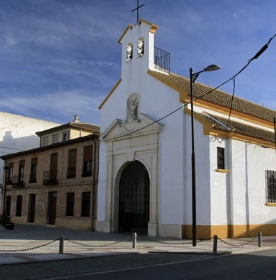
[81,192,91,217]
[16,195,23,217]
[266,170,276,203]
[217,147,225,169]
[66,193,74,216]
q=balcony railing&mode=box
[29,174,37,183]
[12,176,25,188]
[43,171,58,185]
[6,178,13,185]
[154,46,170,73]
[67,168,76,179]
[82,166,92,177]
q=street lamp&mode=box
[190,64,221,247]
[2,166,10,215]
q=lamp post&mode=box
[2,166,10,215]
[190,64,221,247]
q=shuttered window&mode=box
[81,192,91,217]
[67,149,77,179]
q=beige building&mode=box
[1,117,100,230]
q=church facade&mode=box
[96,19,276,239]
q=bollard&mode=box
[213,235,218,254]
[132,232,137,249]
[258,232,262,247]
[59,236,64,254]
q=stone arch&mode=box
[114,159,150,232]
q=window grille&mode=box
[266,170,276,203]
[217,147,225,169]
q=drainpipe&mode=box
[91,137,98,231]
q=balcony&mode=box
[154,46,170,73]
[67,168,76,179]
[12,176,25,188]
[29,174,37,183]
[82,166,92,177]
[43,171,58,185]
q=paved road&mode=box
[1,249,276,280]
[69,249,276,280]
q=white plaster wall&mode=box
[97,21,186,230]
[209,138,228,225]
[0,111,60,183]
[231,141,276,225]
[184,115,212,226]
[209,137,276,227]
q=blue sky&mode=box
[0,0,276,125]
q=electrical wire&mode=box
[104,32,276,142]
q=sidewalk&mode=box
[0,224,274,266]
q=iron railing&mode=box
[266,170,276,203]
[29,174,37,183]
[67,168,76,179]
[43,171,58,185]
[154,46,170,73]
[12,176,25,188]
[82,165,92,177]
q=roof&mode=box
[100,69,276,125]
[200,112,274,144]
[1,134,99,160]
[117,19,159,44]
[36,122,100,136]
[148,70,276,124]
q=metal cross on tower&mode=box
[131,0,145,24]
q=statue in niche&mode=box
[137,39,144,57]
[127,94,139,121]
[126,44,133,61]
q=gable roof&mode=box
[148,70,276,126]
[200,112,275,144]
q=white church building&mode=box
[96,19,276,239]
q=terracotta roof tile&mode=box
[152,71,276,123]
[201,112,274,143]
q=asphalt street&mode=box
[1,249,276,280]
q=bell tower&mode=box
[118,19,159,84]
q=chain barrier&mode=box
[139,236,211,246]
[217,236,257,247]
[0,238,59,253]
[65,235,131,248]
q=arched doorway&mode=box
[119,161,150,233]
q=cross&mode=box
[131,0,145,24]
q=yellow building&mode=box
[1,116,100,230]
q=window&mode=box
[52,133,58,144]
[67,149,77,179]
[16,195,22,217]
[83,145,93,177]
[81,192,91,217]
[217,147,225,169]
[266,170,276,203]
[66,193,75,216]
[30,158,37,183]
[7,162,13,185]
[63,131,69,142]
[6,195,11,216]
[18,160,25,185]
[43,136,49,146]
